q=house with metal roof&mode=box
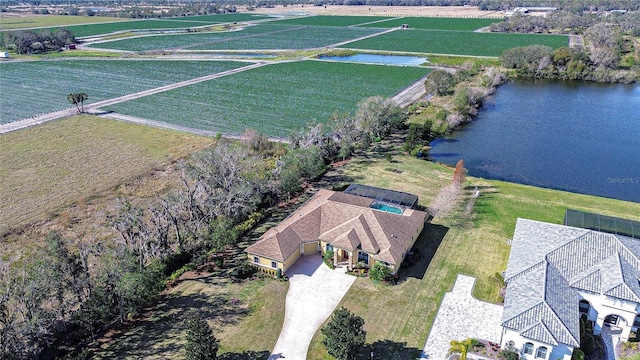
[501,218,640,360]
[245,187,427,276]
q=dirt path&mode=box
[0,61,268,134]
[326,27,397,48]
[392,74,429,108]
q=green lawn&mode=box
[344,30,568,56]
[90,278,287,359]
[0,15,130,30]
[103,60,430,137]
[0,59,247,123]
[304,140,640,359]
[359,17,501,31]
[273,15,392,27]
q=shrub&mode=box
[572,348,584,360]
[369,262,393,282]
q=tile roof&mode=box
[503,219,640,347]
[245,189,427,265]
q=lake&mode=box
[319,53,427,66]
[428,79,640,203]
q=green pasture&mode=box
[359,16,501,31]
[56,19,220,38]
[89,24,382,52]
[0,60,247,124]
[273,15,392,27]
[0,15,130,30]
[344,29,568,56]
[103,60,430,137]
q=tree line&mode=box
[0,28,75,55]
[0,96,405,359]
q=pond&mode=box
[428,79,640,203]
[319,53,427,66]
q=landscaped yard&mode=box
[0,116,213,233]
[102,60,430,137]
[344,30,568,56]
[302,138,640,359]
[0,59,246,123]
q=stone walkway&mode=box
[420,274,504,360]
[269,254,356,360]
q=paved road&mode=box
[420,274,503,360]
[269,254,356,360]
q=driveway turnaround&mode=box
[420,274,504,360]
[269,254,356,360]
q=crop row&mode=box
[103,60,430,137]
[90,24,382,52]
[344,29,568,57]
[359,17,501,31]
[273,15,391,27]
[0,60,247,124]
[159,13,270,23]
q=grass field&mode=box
[91,278,287,359]
[302,140,640,359]
[273,15,392,27]
[0,15,130,30]
[158,13,270,23]
[89,24,382,52]
[345,29,568,56]
[0,116,213,233]
[0,59,246,123]
[359,16,501,31]
[103,60,430,136]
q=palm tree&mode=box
[448,338,476,360]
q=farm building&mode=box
[501,218,640,360]
[0,52,9,58]
[245,187,427,276]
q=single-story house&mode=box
[501,218,640,360]
[245,187,427,275]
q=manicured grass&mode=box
[274,15,391,27]
[0,59,246,123]
[0,15,130,30]
[359,17,501,31]
[89,24,382,52]
[91,278,287,359]
[0,116,214,233]
[305,140,640,359]
[344,29,568,56]
[103,60,430,136]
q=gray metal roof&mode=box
[503,219,640,347]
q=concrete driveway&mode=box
[269,254,356,360]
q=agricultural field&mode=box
[358,16,501,31]
[0,15,130,30]
[0,60,247,124]
[52,19,222,38]
[273,15,392,27]
[0,115,214,233]
[89,24,382,52]
[344,29,568,56]
[158,13,271,23]
[103,60,430,137]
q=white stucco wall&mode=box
[501,328,562,360]
[580,292,638,340]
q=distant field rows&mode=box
[4,13,270,37]
[344,29,568,56]
[274,15,500,31]
[0,60,247,124]
[103,60,431,137]
[89,24,383,52]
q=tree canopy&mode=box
[321,307,366,360]
[185,313,219,360]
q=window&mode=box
[523,342,534,355]
[579,300,590,313]
[358,252,369,264]
[271,261,277,269]
[326,244,334,252]
[253,256,259,264]
[535,346,547,359]
[635,314,640,328]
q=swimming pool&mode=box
[370,203,403,214]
